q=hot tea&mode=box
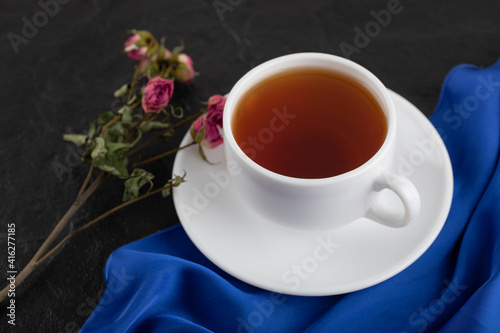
[232,67,387,178]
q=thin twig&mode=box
[37,180,183,266]
[128,57,147,99]
[132,142,196,168]
[0,171,109,302]
[99,115,121,138]
[75,162,94,204]
[124,110,203,157]
[138,112,160,129]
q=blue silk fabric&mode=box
[80,60,500,333]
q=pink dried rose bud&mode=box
[190,116,205,143]
[190,95,226,149]
[142,76,174,113]
[163,48,172,60]
[124,34,147,60]
[201,118,224,149]
[206,94,226,127]
[175,53,195,83]
[190,116,223,149]
[124,30,155,61]
[138,47,172,71]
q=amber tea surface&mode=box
[232,68,387,178]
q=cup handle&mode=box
[367,170,421,228]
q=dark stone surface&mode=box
[0,0,499,331]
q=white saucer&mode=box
[172,90,453,296]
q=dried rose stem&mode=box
[133,141,196,168]
[76,162,95,203]
[125,110,204,157]
[36,179,183,266]
[0,169,109,303]
[138,112,160,129]
[123,110,151,143]
[99,115,121,138]
[128,57,147,99]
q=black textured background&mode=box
[1,0,500,332]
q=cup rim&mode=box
[223,52,396,185]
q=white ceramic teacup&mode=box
[223,53,421,231]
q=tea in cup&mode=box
[223,53,420,230]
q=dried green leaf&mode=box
[127,93,137,106]
[172,173,187,186]
[86,112,115,142]
[106,141,134,154]
[114,84,129,98]
[106,131,141,157]
[94,154,129,177]
[91,137,129,177]
[117,105,134,123]
[91,137,107,160]
[98,111,115,126]
[161,186,171,198]
[123,168,155,201]
[162,173,186,198]
[63,134,87,147]
[88,122,96,139]
[103,122,126,143]
[140,121,171,133]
